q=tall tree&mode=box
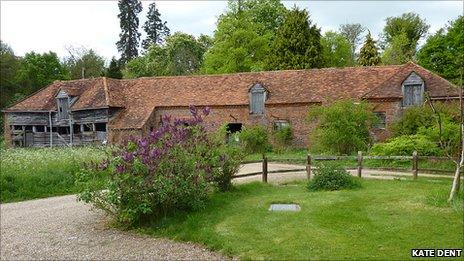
[17,51,69,95]
[64,47,105,79]
[116,0,143,64]
[141,2,170,50]
[165,32,206,75]
[201,0,287,74]
[321,31,353,68]
[339,23,365,63]
[124,45,168,78]
[382,34,411,65]
[417,16,463,84]
[357,32,381,66]
[0,41,21,109]
[106,57,123,79]
[382,12,430,60]
[124,33,207,77]
[267,7,324,70]
[202,16,270,74]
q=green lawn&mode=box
[141,179,463,260]
[0,147,107,202]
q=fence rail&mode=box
[232,151,459,182]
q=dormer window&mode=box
[249,83,267,114]
[402,72,424,107]
[56,90,70,120]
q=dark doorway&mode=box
[226,123,242,144]
[227,123,242,133]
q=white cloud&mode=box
[1,1,462,60]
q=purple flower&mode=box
[202,106,211,116]
[116,164,126,173]
[162,115,171,124]
[189,105,198,116]
[122,151,134,163]
[138,138,148,149]
[149,149,161,159]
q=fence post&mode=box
[357,151,363,178]
[412,151,418,180]
[306,154,312,180]
[262,154,268,183]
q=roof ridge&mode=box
[118,64,404,82]
[102,77,110,106]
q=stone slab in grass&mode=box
[268,204,301,212]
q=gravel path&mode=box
[0,195,226,260]
[233,162,456,184]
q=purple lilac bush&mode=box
[77,106,242,226]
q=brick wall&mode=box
[107,99,435,147]
[146,103,316,147]
[370,99,403,141]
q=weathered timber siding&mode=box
[4,108,116,147]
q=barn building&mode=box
[2,62,458,147]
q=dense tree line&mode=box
[1,0,462,134]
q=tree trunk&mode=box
[448,120,464,202]
[448,163,462,202]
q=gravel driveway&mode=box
[0,195,225,260]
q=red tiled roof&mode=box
[363,62,458,99]
[4,63,458,129]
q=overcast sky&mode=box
[1,1,462,62]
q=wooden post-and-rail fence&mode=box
[234,151,457,182]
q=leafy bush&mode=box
[418,120,460,156]
[307,163,361,191]
[390,106,435,136]
[273,125,293,149]
[239,125,270,154]
[370,134,442,156]
[77,106,241,226]
[307,100,376,155]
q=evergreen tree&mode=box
[267,7,324,70]
[116,0,142,64]
[142,2,170,50]
[106,57,123,79]
[357,32,381,66]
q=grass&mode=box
[245,149,457,173]
[141,179,463,260]
[0,146,107,203]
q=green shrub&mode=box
[307,100,376,155]
[273,125,293,149]
[418,120,460,156]
[77,107,241,226]
[390,106,435,136]
[239,125,270,154]
[307,163,361,191]
[370,134,442,156]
